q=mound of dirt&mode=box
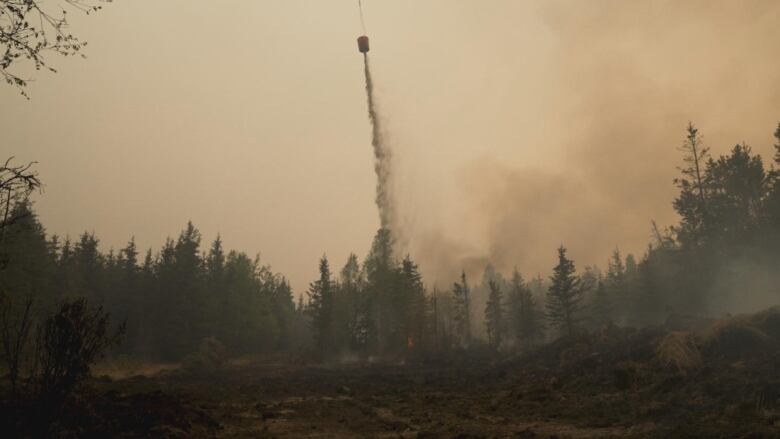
[500,307,780,437]
[0,381,221,438]
[7,308,777,438]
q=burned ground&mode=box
[14,307,777,438]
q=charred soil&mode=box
[9,308,780,438]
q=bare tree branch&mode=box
[0,156,41,240]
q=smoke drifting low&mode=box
[391,0,780,288]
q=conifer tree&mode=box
[399,256,425,351]
[452,271,472,346]
[0,201,51,300]
[508,269,542,349]
[112,238,139,352]
[173,222,205,349]
[591,279,611,324]
[605,249,625,320]
[339,254,370,353]
[205,235,226,341]
[206,235,225,281]
[73,232,103,301]
[364,229,395,353]
[704,143,767,241]
[307,255,334,358]
[768,123,780,236]
[484,278,504,349]
[545,246,582,338]
[774,123,780,164]
[673,123,711,247]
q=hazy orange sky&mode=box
[2,0,779,293]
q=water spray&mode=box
[357,1,393,233]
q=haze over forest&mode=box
[4,1,780,437]
[2,0,779,294]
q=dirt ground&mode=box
[40,309,780,438]
[88,360,639,439]
[79,350,776,438]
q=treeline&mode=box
[300,235,551,359]
[1,123,779,362]
[0,213,304,361]
[600,123,780,327]
[297,122,780,357]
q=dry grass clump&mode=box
[749,306,780,339]
[182,337,227,375]
[557,341,592,371]
[697,315,770,359]
[656,331,701,374]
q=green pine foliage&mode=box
[307,256,335,358]
[2,121,780,361]
[508,270,543,350]
[452,271,472,347]
[545,246,583,337]
[0,212,301,362]
[484,279,504,349]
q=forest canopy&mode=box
[1,123,779,362]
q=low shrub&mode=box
[656,331,701,374]
[182,337,227,375]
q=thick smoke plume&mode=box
[363,53,395,234]
[393,0,780,307]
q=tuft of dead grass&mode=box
[697,315,770,359]
[749,306,780,339]
[656,331,701,374]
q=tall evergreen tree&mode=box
[153,237,182,359]
[484,278,504,349]
[133,248,156,357]
[364,229,395,353]
[774,123,780,164]
[205,235,226,342]
[591,279,612,325]
[579,265,600,314]
[399,256,425,350]
[0,201,52,303]
[768,124,780,242]
[508,269,542,350]
[173,222,205,351]
[673,123,712,247]
[112,238,138,352]
[340,254,362,288]
[545,246,582,338]
[73,232,103,302]
[604,249,625,321]
[625,254,637,277]
[269,277,295,351]
[452,271,472,346]
[339,253,370,353]
[704,144,767,242]
[307,255,334,358]
[206,235,225,280]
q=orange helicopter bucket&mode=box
[357,35,370,53]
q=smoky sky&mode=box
[396,0,780,285]
[1,1,778,293]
